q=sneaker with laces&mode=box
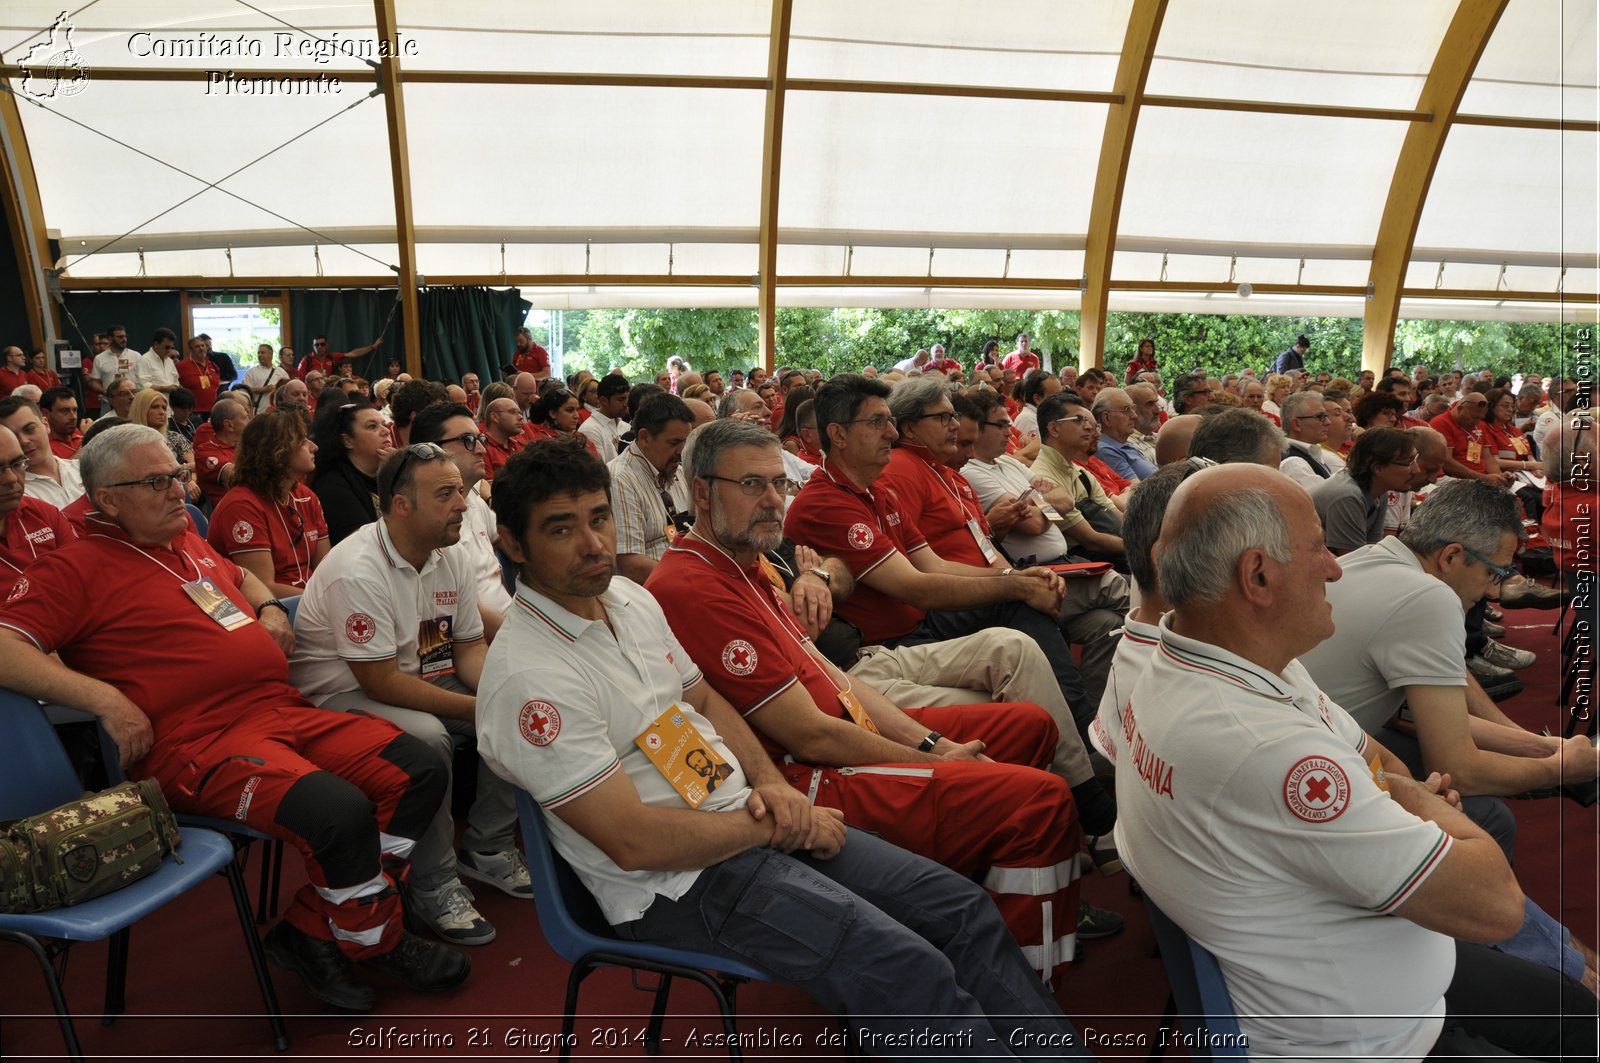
[1077,898,1124,941]
[1499,580,1562,610]
[360,931,472,992]
[1479,637,1536,671]
[1466,654,1514,681]
[458,848,534,899]
[1480,619,1506,638]
[410,879,496,946]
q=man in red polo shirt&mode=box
[41,387,84,459]
[481,396,525,480]
[194,397,251,507]
[648,418,1084,981]
[176,336,220,422]
[1001,332,1041,375]
[1430,392,1513,487]
[0,424,71,600]
[509,328,550,382]
[0,422,468,1011]
[298,335,382,379]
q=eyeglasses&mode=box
[1295,412,1331,422]
[104,467,193,493]
[1,455,28,477]
[1385,454,1420,468]
[983,420,1011,431]
[1051,415,1091,426]
[382,442,448,499]
[703,474,795,497]
[844,415,897,431]
[905,411,961,427]
[1460,544,1518,586]
[438,432,484,452]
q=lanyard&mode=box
[631,448,691,532]
[269,489,310,585]
[97,535,200,583]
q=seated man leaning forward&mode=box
[647,420,1081,981]
[0,424,468,1011]
[476,438,1091,1058]
[1116,463,1594,1062]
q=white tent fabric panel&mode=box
[394,0,770,76]
[1119,109,1409,248]
[1111,251,1374,287]
[778,92,1107,234]
[56,242,403,278]
[1145,0,1452,110]
[404,85,765,230]
[1415,126,1599,259]
[1462,0,1598,120]
[787,0,1129,92]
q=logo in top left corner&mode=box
[19,12,91,100]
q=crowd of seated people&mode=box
[0,325,1594,1058]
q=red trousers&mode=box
[144,704,445,959]
[781,701,1080,981]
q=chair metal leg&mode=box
[1,930,85,1062]
[223,858,290,1052]
[645,973,673,1055]
[266,839,284,919]
[102,927,129,1022]
[559,963,597,1063]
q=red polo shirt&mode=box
[49,430,83,460]
[0,514,311,763]
[783,461,928,643]
[0,368,25,394]
[512,344,550,377]
[194,437,237,507]
[1001,351,1040,375]
[295,351,342,379]
[208,484,328,590]
[176,358,220,414]
[879,444,994,569]
[1083,455,1131,497]
[647,535,843,761]
[1483,421,1533,462]
[482,432,523,481]
[1542,479,1596,572]
[1,497,71,600]
[1429,411,1490,474]
[26,369,61,390]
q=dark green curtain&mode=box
[59,291,183,353]
[417,286,531,386]
[288,288,406,380]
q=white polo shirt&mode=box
[455,486,511,617]
[240,364,290,414]
[1115,617,1455,1062]
[608,444,690,565]
[25,459,84,510]
[961,453,1072,563]
[288,517,484,704]
[135,350,180,392]
[90,348,140,395]
[1087,615,1160,763]
[578,410,628,461]
[476,577,750,925]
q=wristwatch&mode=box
[917,731,943,753]
[256,598,289,619]
[805,566,832,586]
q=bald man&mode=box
[1152,413,1203,467]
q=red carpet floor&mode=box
[3,601,1595,1060]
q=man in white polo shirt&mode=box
[0,397,84,510]
[289,443,525,948]
[134,328,182,394]
[1116,462,1587,1061]
[89,324,141,411]
[608,392,693,583]
[475,437,1092,1055]
[578,372,630,460]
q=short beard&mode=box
[710,496,785,555]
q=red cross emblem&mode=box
[846,522,875,550]
[519,700,561,747]
[1284,755,1350,823]
[721,639,758,676]
[345,612,376,645]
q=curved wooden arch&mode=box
[757,0,794,371]
[374,0,421,376]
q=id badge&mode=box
[837,687,881,735]
[663,523,679,544]
[1512,436,1529,456]
[1466,440,1482,465]
[634,703,733,809]
[1367,751,1390,794]
[966,517,1001,563]
[181,578,254,631]
[417,615,455,679]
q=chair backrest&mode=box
[514,789,624,962]
[1144,896,1248,1060]
[279,594,300,628]
[0,688,89,818]
[186,503,209,537]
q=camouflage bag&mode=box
[0,778,183,913]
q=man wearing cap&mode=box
[1272,334,1310,375]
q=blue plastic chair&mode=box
[1144,896,1247,1060]
[0,691,288,1060]
[514,790,773,1062]
[185,502,209,537]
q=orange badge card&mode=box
[634,704,733,809]
[837,686,881,735]
[1367,751,1390,793]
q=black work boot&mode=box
[262,920,377,1011]
[360,930,472,992]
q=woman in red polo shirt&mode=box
[525,386,598,458]
[1482,387,1542,475]
[209,409,329,595]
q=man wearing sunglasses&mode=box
[290,443,525,950]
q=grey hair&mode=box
[79,423,166,497]
[715,389,746,420]
[1091,387,1129,418]
[1398,478,1522,556]
[1188,408,1285,466]
[683,417,780,485]
[1543,420,1596,484]
[1157,484,1295,607]
[1123,464,1197,596]
[886,374,951,426]
[1280,391,1325,427]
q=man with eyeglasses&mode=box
[134,327,181,395]
[299,334,381,380]
[1029,394,1125,563]
[409,404,511,641]
[0,396,85,510]
[1533,377,1583,453]
[1311,427,1418,555]
[1277,391,1335,492]
[608,393,695,584]
[0,423,468,1010]
[1428,393,1513,487]
[1090,387,1156,482]
[0,423,71,600]
[646,418,1087,982]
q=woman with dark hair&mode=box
[1482,387,1541,474]
[1012,369,1061,462]
[308,399,393,545]
[1124,337,1158,384]
[1351,392,1406,438]
[1313,426,1418,555]
[977,339,1001,371]
[776,383,815,454]
[524,386,598,457]
[209,410,329,593]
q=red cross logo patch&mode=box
[519,700,561,747]
[846,522,875,550]
[720,639,758,676]
[1284,755,1350,823]
[6,576,28,603]
[231,520,255,544]
[345,612,376,645]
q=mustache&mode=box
[749,508,784,526]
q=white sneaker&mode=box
[1478,638,1536,671]
[1466,654,1514,680]
[458,848,534,900]
[411,878,496,946]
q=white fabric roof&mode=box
[2,0,1595,322]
